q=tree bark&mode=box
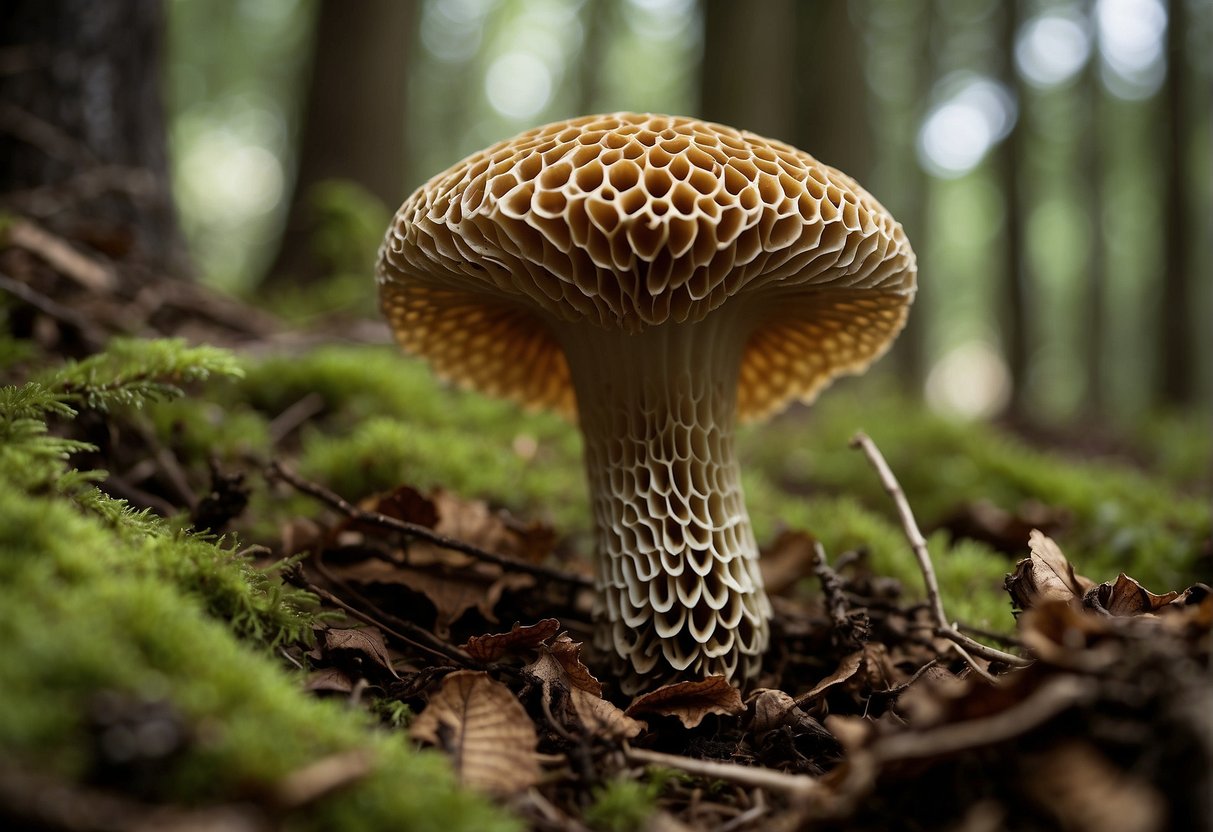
[996,0,1030,417]
[0,0,185,274]
[792,1,874,184]
[264,0,415,286]
[1082,1,1107,413]
[699,0,796,141]
[1158,0,1195,405]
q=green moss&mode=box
[0,485,515,831]
[583,778,660,832]
[744,388,1210,589]
[0,339,517,830]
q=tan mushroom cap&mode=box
[378,112,916,423]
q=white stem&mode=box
[554,313,771,692]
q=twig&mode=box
[289,566,477,669]
[268,461,593,589]
[810,539,864,649]
[273,749,373,809]
[267,392,327,445]
[623,745,822,798]
[870,675,1095,762]
[0,271,106,347]
[850,432,1031,669]
[713,790,768,832]
[3,217,117,291]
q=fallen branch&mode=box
[268,461,594,589]
[289,566,477,669]
[870,675,1095,762]
[3,217,117,291]
[850,432,1031,669]
[809,538,864,649]
[623,745,822,798]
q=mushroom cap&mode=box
[378,112,916,422]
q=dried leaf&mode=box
[410,670,541,795]
[548,633,603,696]
[796,651,865,706]
[1005,530,1094,611]
[305,667,355,694]
[570,687,646,740]
[368,483,440,529]
[462,618,561,662]
[1085,574,1179,616]
[340,557,535,637]
[749,688,798,735]
[626,677,745,728]
[324,627,399,679]
[409,489,555,568]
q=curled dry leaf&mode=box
[547,633,603,697]
[794,650,864,707]
[1085,574,1179,616]
[462,618,561,662]
[625,676,745,729]
[570,687,646,740]
[323,627,399,679]
[410,670,541,796]
[1005,530,1095,611]
[524,639,642,740]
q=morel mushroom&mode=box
[378,113,916,692]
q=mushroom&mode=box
[378,113,916,692]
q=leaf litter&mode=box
[273,440,1211,831]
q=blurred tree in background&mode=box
[163,0,1211,426]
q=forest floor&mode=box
[1,234,1211,831]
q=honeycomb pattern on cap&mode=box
[377,112,916,422]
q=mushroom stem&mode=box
[554,312,772,691]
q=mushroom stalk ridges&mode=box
[554,313,770,692]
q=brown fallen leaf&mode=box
[524,642,643,740]
[408,489,556,569]
[340,556,535,638]
[547,633,603,696]
[463,618,561,662]
[570,687,646,740]
[794,650,864,707]
[305,667,356,694]
[410,670,541,795]
[1085,574,1179,616]
[367,483,440,529]
[324,627,399,679]
[625,677,745,729]
[1005,530,1095,611]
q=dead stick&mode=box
[871,675,1094,762]
[623,745,822,798]
[809,539,861,648]
[292,568,477,668]
[268,460,594,589]
[849,432,1031,668]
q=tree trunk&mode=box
[263,0,415,287]
[996,0,1030,417]
[1082,1,1107,413]
[0,0,185,274]
[792,1,874,184]
[1158,0,1195,405]
[699,0,796,141]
